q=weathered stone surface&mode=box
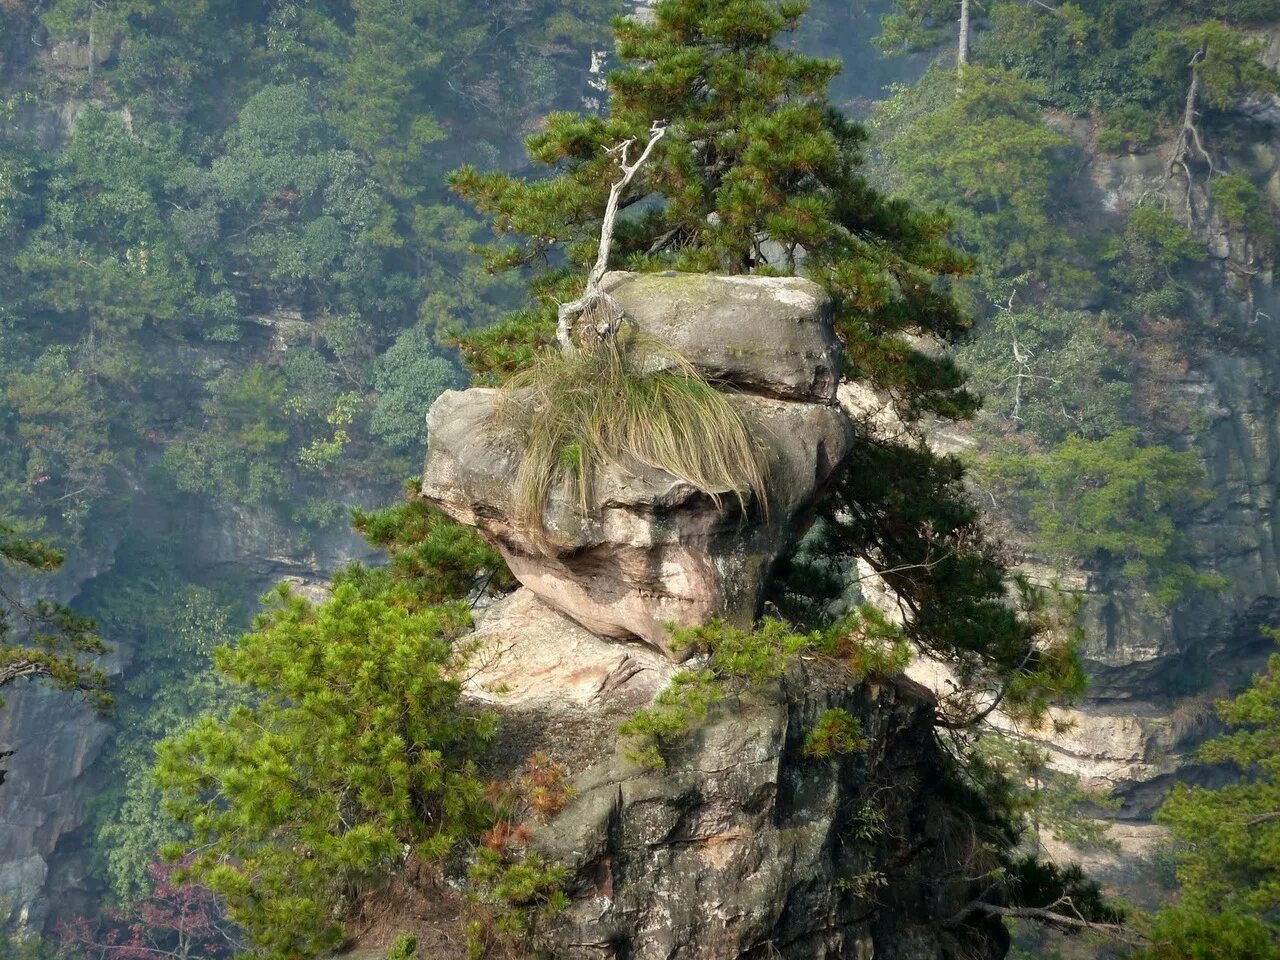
[600,271,842,403]
[525,664,1006,960]
[462,589,676,714]
[355,612,1002,958]
[423,387,854,655]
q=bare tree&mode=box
[556,121,667,350]
[1164,43,1214,217]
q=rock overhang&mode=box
[422,271,855,657]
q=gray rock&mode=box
[423,386,854,656]
[600,271,842,403]
[524,665,1006,960]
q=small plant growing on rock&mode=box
[466,752,575,958]
[848,802,887,844]
[836,869,887,899]
[803,708,869,760]
[481,751,575,852]
[467,851,569,959]
[494,329,768,534]
[619,668,724,771]
[385,934,418,960]
[621,612,908,770]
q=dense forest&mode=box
[2,0,1280,957]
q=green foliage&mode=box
[75,535,246,904]
[0,928,57,960]
[1107,206,1206,299]
[453,0,977,422]
[620,612,910,769]
[978,430,1220,604]
[803,708,868,760]
[873,66,1086,300]
[1150,21,1280,114]
[1097,103,1161,154]
[467,849,569,952]
[1143,636,1280,953]
[348,485,512,608]
[370,326,462,451]
[618,669,726,771]
[386,934,419,960]
[496,332,766,532]
[973,733,1120,852]
[1212,174,1275,256]
[0,517,110,713]
[0,0,610,559]
[807,436,1087,726]
[154,584,495,958]
[449,0,1091,736]
[876,0,964,56]
[450,308,558,384]
[1006,855,1125,926]
[1138,909,1280,960]
[957,305,1132,443]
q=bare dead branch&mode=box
[949,900,1143,944]
[556,121,668,349]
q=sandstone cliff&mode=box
[411,273,1007,959]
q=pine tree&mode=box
[154,584,494,959]
[1138,634,1280,958]
[451,0,976,420]
[0,519,109,716]
[452,0,1082,725]
[152,493,504,959]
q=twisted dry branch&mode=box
[557,121,668,350]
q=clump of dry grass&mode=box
[494,329,768,533]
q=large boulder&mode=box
[423,387,853,655]
[422,271,854,657]
[600,271,841,403]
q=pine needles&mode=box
[494,330,768,534]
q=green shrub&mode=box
[348,485,512,607]
[1212,174,1275,256]
[155,584,495,959]
[1096,103,1160,154]
[619,670,725,770]
[977,429,1221,606]
[386,934,419,960]
[468,848,569,956]
[621,612,910,770]
[803,709,868,760]
[370,326,463,451]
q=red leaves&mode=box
[58,860,234,960]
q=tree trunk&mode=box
[957,0,971,68]
[1164,44,1212,217]
[556,122,667,350]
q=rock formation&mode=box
[422,271,853,656]
[462,590,1007,960]
[414,275,1004,958]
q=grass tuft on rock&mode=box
[494,329,768,534]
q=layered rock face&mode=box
[423,272,854,655]
[464,591,1006,960]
